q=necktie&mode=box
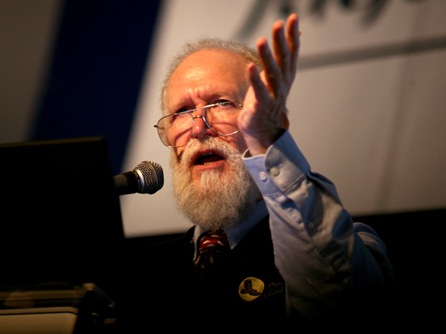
[194,229,229,274]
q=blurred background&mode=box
[1,0,445,237]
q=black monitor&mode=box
[0,136,125,288]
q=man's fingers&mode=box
[256,38,282,96]
[285,13,300,75]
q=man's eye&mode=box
[177,107,193,114]
[216,100,232,107]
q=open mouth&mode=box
[192,150,225,165]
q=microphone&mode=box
[114,161,164,195]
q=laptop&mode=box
[0,136,125,288]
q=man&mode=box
[114,13,395,332]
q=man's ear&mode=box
[282,111,290,129]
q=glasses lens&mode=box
[157,113,193,147]
[156,101,242,148]
[205,101,240,136]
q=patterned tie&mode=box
[194,229,229,274]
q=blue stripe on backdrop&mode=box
[32,0,162,174]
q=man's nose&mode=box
[191,113,212,139]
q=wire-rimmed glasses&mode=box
[154,100,243,148]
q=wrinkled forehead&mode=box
[169,49,250,86]
[164,49,251,108]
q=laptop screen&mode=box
[0,136,125,288]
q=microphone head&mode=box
[134,161,164,194]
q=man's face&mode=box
[165,49,250,181]
[164,49,260,229]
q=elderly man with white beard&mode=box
[111,13,395,332]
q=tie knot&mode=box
[194,229,229,273]
[198,229,229,253]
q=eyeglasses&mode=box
[154,100,243,148]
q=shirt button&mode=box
[259,171,268,181]
[270,166,280,177]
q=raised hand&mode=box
[238,13,300,155]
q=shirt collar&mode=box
[193,200,268,255]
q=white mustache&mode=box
[179,137,231,166]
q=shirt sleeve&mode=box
[242,130,395,316]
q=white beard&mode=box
[171,137,261,231]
